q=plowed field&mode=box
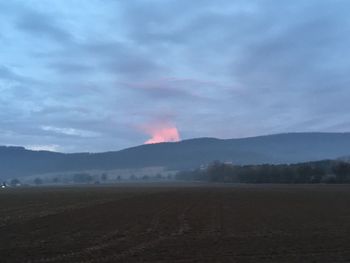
[1,184,350,262]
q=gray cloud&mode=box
[48,62,93,75]
[1,0,350,152]
[15,9,71,43]
[0,66,21,81]
[0,66,29,82]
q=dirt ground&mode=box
[1,183,350,262]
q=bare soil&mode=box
[1,184,350,262]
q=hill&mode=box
[1,132,350,179]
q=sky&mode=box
[1,0,350,152]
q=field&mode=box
[1,184,350,262]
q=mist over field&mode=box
[2,132,350,185]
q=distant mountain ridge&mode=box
[1,132,350,179]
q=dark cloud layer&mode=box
[1,0,350,152]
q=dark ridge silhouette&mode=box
[1,132,350,179]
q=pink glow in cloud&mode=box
[143,124,181,144]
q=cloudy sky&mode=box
[1,0,350,152]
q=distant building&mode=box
[200,164,208,170]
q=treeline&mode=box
[3,172,175,187]
[176,160,350,184]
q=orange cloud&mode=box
[144,125,180,144]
